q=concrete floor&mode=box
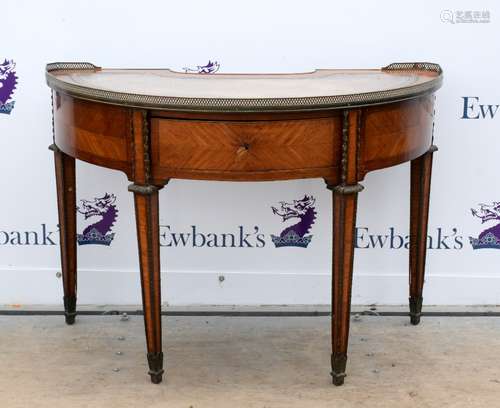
[0,314,499,408]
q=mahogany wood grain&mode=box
[329,110,362,385]
[133,188,164,384]
[51,94,435,184]
[331,192,358,385]
[151,117,342,181]
[409,146,436,325]
[361,96,434,177]
[51,145,77,325]
[47,64,441,386]
[129,108,165,383]
[151,109,339,121]
[53,92,133,177]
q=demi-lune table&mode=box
[46,61,442,385]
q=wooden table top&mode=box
[46,62,442,112]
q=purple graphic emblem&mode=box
[183,60,220,74]
[77,193,118,246]
[469,201,500,249]
[0,59,18,115]
[271,195,316,248]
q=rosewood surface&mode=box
[46,62,442,386]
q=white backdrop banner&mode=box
[1,0,499,305]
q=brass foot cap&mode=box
[65,313,76,325]
[410,314,421,325]
[331,372,346,386]
[149,370,164,384]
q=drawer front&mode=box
[151,117,341,174]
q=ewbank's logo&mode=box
[469,202,500,249]
[0,59,18,114]
[461,97,498,119]
[182,60,220,74]
[271,195,316,248]
[77,193,118,246]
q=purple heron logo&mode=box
[182,60,220,74]
[76,193,118,246]
[0,59,18,115]
[271,195,317,248]
[469,201,500,249]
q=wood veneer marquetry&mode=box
[53,93,133,177]
[151,117,342,181]
[361,96,434,176]
[46,62,442,386]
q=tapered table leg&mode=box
[50,144,77,325]
[129,184,164,384]
[409,145,437,325]
[330,184,362,385]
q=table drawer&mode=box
[151,117,341,175]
